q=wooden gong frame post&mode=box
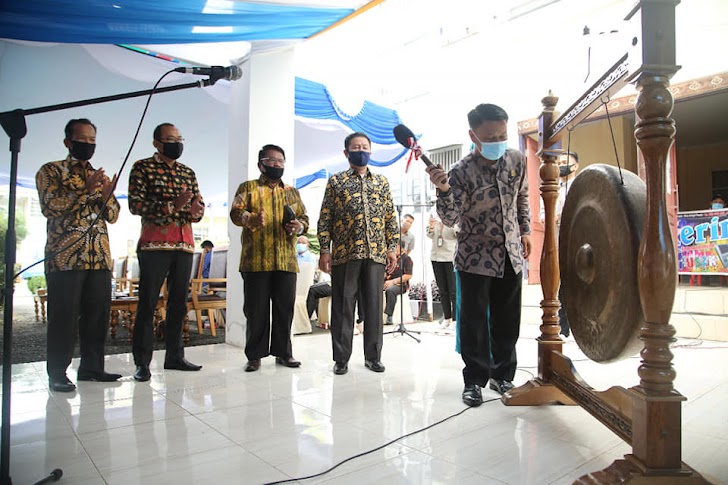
[504,90,576,406]
[504,0,710,482]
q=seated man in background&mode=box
[306,279,332,323]
[307,278,366,334]
[383,242,413,325]
[296,235,317,264]
[201,240,214,277]
[400,213,416,255]
[200,240,214,293]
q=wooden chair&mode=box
[112,257,128,295]
[115,257,139,296]
[34,288,47,323]
[189,248,227,336]
[127,258,140,296]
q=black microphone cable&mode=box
[12,69,178,281]
[260,397,501,485]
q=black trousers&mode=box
[432,261,457,319]
[241,270,296,361]
[458,258,522,386]
[133,250,192,366]
[384,284,405,316]
[557,286,570,337]
[306,282,332,318]
[330,259,385,363]
[46,270,111,378]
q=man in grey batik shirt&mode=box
[427,103,532,407]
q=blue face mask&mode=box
[348,150,370,167]
[472,132,507,161]
[713,202,725,209]
[296,243,307,253]
[479,140,508,161]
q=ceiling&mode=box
[0,1,373,46]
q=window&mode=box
[713,169,728,198]
[428,144,462,174]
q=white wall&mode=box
[226,47,296,349]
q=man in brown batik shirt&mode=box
[36,118,122,392]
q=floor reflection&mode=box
[3,322,727,484]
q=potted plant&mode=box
[408,281,443,321]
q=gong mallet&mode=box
[393,124,434,169]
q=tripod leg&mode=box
[404,331,421,343]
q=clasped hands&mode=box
[85,168,117,201]
[174,188,204,219]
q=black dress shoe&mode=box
[77,370,122,382]
[133,365,151,382]
[333,362,348,375]
[245,359,261,372]
[364,360,385,373]
[462,384,482,407]
[488,379,514,395]
[164,358,202,371]
[49,375,76,393]
[275,356,301,368]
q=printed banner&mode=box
[677,209,728,275]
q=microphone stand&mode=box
[384,204,431,343]
[0,76,218,485]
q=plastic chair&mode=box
[292,262,316,335]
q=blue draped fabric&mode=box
[294,76,410,183]
[0,174,36,190]
[295,169,327,190]
[369,148,409,167]
[0,1,353,44]
[295,77,403,145]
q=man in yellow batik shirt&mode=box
[36,118,122,392]
[230,144,309,372]
[318,132,399,376]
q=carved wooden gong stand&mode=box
[503,1,709,482]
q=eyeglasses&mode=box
[159,137,185,143]
[260,157,286,166]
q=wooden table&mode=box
[110,296,187,343]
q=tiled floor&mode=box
[2,322,728,484]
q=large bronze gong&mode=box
[559,164,646,363]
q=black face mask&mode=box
[348,150,370,167]
[260,164,284,180]
[162,142,184,160]
[70,141,95,161]
[559,164,575,178]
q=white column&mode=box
[226,46,296,349]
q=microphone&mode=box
[174,65,242,82]
[393,124,433,168]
